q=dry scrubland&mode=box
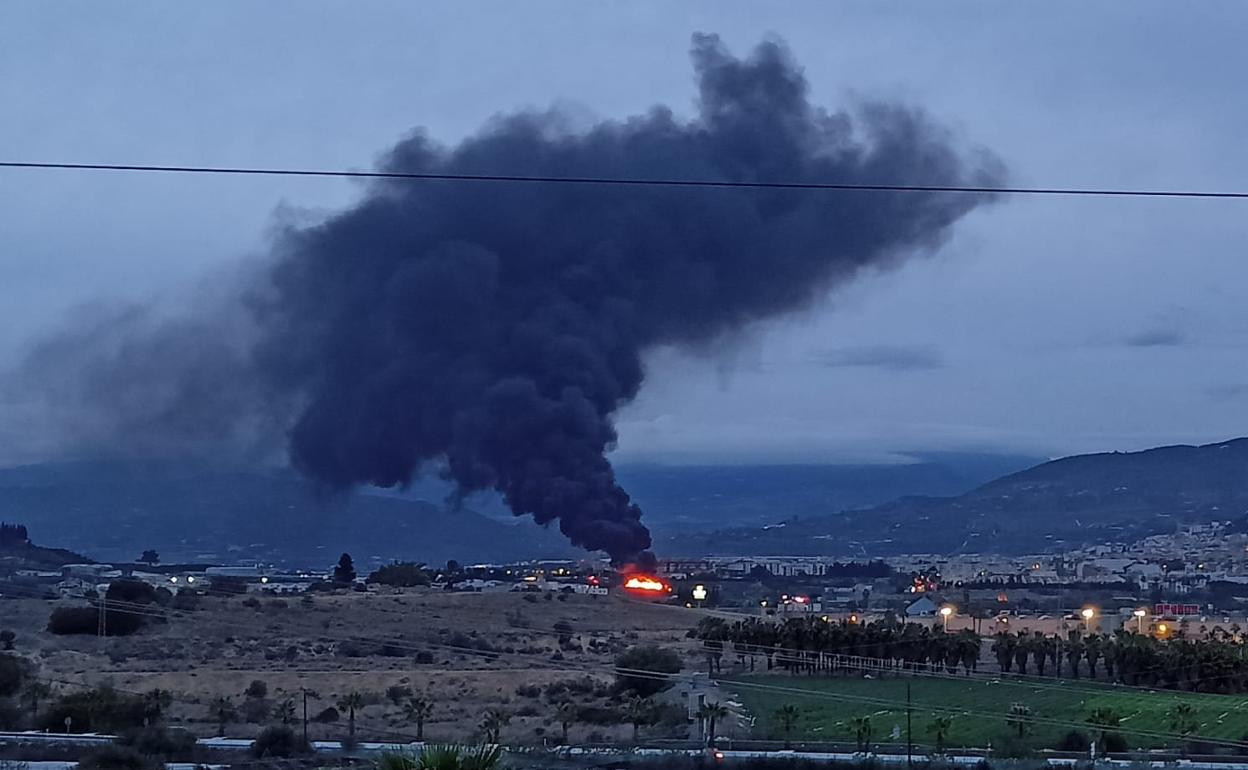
[4,589,704,743]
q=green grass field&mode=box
[724,673,1248,751]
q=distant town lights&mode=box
[260,576,270,584]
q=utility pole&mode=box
[302,688,309,746]
[906,681,913,769]
[97,597,106,638]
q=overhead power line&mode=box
[2,160,1248,199]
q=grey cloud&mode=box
[811,344,944,371]
[1208,384,1248,400]
[1123,328,1187,348]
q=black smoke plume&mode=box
[8,35,1003,567]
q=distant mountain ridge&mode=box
[670,438,1248,556]
[0,452,1039,567]
[0,462,577,568]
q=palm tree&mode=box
[555,702,578,744]
[697,701,730,748]
[623,696,651,742]
[1087,707,1121,754]
[774,705,800,749]
[378,744,503,770]
[928,715,953,754]
[1168,702,1197,738]
[337,691,366,742]
[851,715,873,752]
[404,695,434,741]
[1007,702,1031,739]
[22,680,52,718]
[209,696,236,737]
[275,697,296,725]
[479,708,510,744]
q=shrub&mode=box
[367,562,431,587]
[0,654,28,697]
[312,706,339,723]
[40,687,161,733]
[387,685,414,704]
[1056,730,1091,752]
[240,698,271,723]
[251,725,309,758]
[105,580,164,606]
[116,727,196,760]
[576,705,624,725]
[169,592,200,611]
[244,679,268,699]
[414,651,435,664]
[1102,732,1129,754]
[48,606,144,637]
[241,597,262,610]
[75,745,157,770]
[0,630,14,650]
[614,645,682,697]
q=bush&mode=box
[169,592,200,611]
[1102,732,1129,754]
[1056,730,1091,752]
[387,685,414,704]
[75,745,157,770]
[615,645,682,697]
[0,654,28,697]
[576,704,624,725]
[105,580,164,606]
[312,706,339,723]
[251,725,309,758]
[367,562,431,587]
[244,679,268,699]
[48,606,144,637]
[240,698,271,723]
[414,651,435,664]
[0,630,14,650]
[116,727,196,760]
[41,687,162,733]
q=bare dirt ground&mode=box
[2,588,705,744]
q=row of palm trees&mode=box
[992,629,1248,692]
[211,691,661,745]
[207,690,436,741]
[690,616,983,675]
[692,616,1248,693]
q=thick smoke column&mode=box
[252,34,1002,566]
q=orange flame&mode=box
[624,575,668,592]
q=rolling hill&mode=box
[671,438,1248,556]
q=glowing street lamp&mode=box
[939,605,954,632]
[1081,607,1096,633]
[1133,608,1147,634]
[692,584,708,606]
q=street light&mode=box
[939,605,954,632]
[692,584,708,605]
[1081,607,1096,633]
[1133,608,1147,634]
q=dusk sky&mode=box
[2,2,1246,466]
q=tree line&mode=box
[689,616,982,675]
[690,615,1248,694]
